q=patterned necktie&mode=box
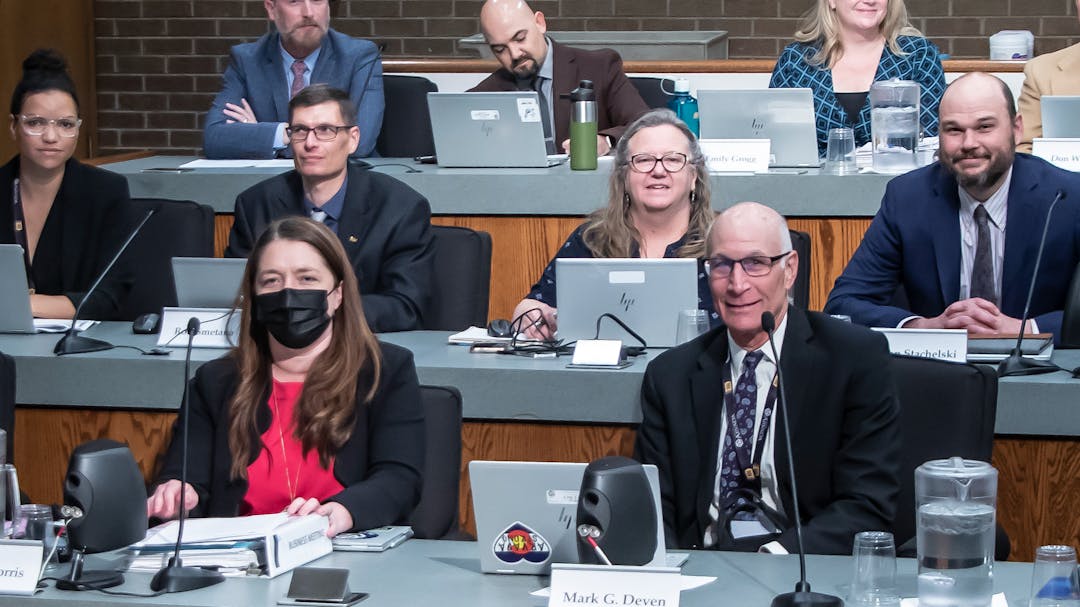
[533,76,556,154]
[309,208,327,224]
[718,350,765,515]
[290,60,307,99]
[970,204,997,304]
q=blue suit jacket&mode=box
[203,29,384,159]
[824,154,1080,341]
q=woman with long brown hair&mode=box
[147,217,424,536]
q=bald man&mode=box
[468,0,648,155]
[635,202,900,555]
[826,73,1080,343]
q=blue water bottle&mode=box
[667,78,699,137]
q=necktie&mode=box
[309,208,327,224]
[970,204,997,304]
[718,350,765,515]
[290,60,307,99]
[532,76,556,154]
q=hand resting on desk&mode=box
[286,498,353,538]
[903,297,1032,334]
[511,299,557,341]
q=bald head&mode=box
[479,0,549,79]
[942,72,1016,120]
[708,202,792,257]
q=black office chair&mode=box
[409,385,463,540]
[789,229,811,310]
[0,351,14,465]
[629,77,674,110]
[376,75,438,158]
[117,198,215,321]
[424,226,492,330]
[1058,261,1080,348]
[889,355,1009,560]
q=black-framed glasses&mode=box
[16,114,82,138]
[705,252,791,278]
[285,124,354,142]
[628,152,689,173]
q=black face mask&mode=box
[253,288,331,349]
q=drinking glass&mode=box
[0,464,20,538]
[824,127,857,175]
[849,531,900,607]
[675,309,710,345]
[1031,544,1080,606]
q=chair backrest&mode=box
[119,198,215,320]
[0,352,13,464]
[1059,261,1080,347]
[376,75,438,158]
[629,77,674,110]
[409,385,463,539]
[789,229,811,310]
[890,355,1000,554]
[425,226,493,330]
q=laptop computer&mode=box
[470,461,666,575]
[427,92,566,168]
[1041,96,1080,138]
[171,257,246,309]
[697,88,821,168]
[0,245,35,334]
[555,258,698,348]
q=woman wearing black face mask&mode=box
[147,217,425,537]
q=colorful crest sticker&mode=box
[492,521,551,564]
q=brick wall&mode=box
[94,0,1080,156]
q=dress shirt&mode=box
[704,313,788,549]
[302,175,347,235]
[957,169,1010,301]
[536,37,555,132]
[273,44,323,151]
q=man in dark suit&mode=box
[469,0,648,155]
[635,202,900,555]
[226,85,433,333]
[203,0,383,159]
[826,73,1080,342]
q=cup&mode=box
[824,127,857,175]
[14,504,56,563]
[1031,545,1080,606]
[675,309,710,345]
[849,531,901,607]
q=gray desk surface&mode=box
[102,156,893,217]
[2,324,1079,436]
[0,540,1039,606]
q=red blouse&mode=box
[240,380,345,515]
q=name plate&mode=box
[871,328,967,362]
[1032,138,1080,172]
[549,563,682,607]
[157,307,241,349]
[0,539,43,595]
[699,139,770,173]
[571,340,624,366]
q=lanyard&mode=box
[719,354,779,485]
[11,179,34,292]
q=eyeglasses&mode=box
[16,115,82,138]
[705,252,791,278]
[628,152,689,174]
[285,124,354,142]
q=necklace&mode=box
[270,387,301,502]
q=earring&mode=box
[623,192,631,207]
[690,189,697,203]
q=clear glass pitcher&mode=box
[869,79,920,174]
[915,457,997,607]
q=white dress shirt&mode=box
[958,168,1011,301]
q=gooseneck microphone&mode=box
[54,209,156,356]
[761,311,842,607]
[998,190,1066,377]
[150,318,225,594]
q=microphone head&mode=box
[761,311,776,333]
[186,317,201,335]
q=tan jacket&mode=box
[1018,42,1080,152]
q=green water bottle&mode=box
[567,80,598,170]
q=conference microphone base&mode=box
[150,564,225,594]
[54,333,114,356]
[772,583,844,607]
[55,570,125,592]
[997,351,1059,377]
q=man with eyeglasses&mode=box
[203,0,383,159]
[225,85,433,332]
[469,0,648,155]
[635,202,900,555]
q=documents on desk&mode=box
[32,319,96,334]
[179,158,295,169]
[133,513,330,577]
[873,327,1053,363]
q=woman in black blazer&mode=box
[147,217,424,537]
[1,49,135,319]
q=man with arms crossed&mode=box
[636,202,901,554]
[204,0,384,159]
[226,85,433,333]
[470,0,649,156]
[825,73,1080,342]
